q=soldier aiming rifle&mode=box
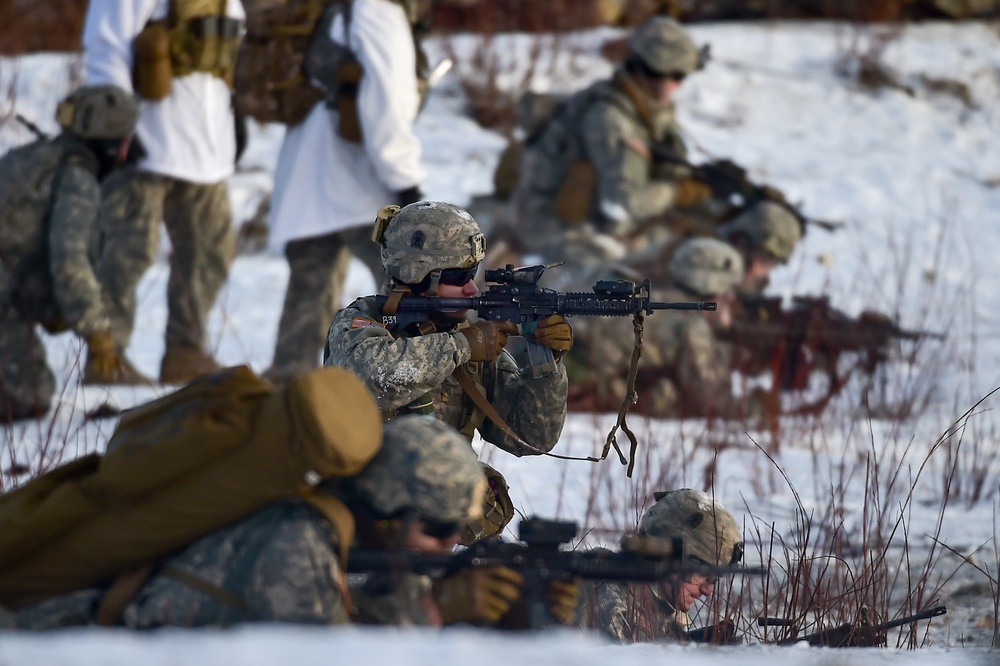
[727,295,944,415]
[347,515,764,631]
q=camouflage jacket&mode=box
[324,296,567,456]
[0,133,109,336]
[14,500,433,629]
[584,580,690,643]
[518,69,687,259]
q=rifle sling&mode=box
[451,366,600,463]
[601,312,645,477]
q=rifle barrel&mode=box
[650,301,717,311]
[879,605,947,631]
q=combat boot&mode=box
[82,331,154,385]
[159,343,222,385]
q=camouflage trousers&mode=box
[0,262,55,422]
[271,226,383,380]
[98,168,234,350]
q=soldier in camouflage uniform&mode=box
[585,489,744,643]
[0,86,149,422]
[718,199,802,297]
[83,0,245,385]
[15,415,487,629]
[324,201,571,540]
[516,16,711,270]
[570,237,773,424]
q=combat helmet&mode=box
[668,237,744,297]
[373,201,486,291]
[718,200,803,264]
[56,85,139,141]
[640,489,744,567]
[627,16,701,77]
[352,415,485,524]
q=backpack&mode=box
[233,0,347,125]
[0,365,382,609]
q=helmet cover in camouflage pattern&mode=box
[718,200,802,264]
[352,415,486,524]
[376,201,486,286]
[668,237,744,297]
[627,16,700,77]
[639,489,743,566]
[56,86,139,141]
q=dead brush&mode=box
[834,22,912,96]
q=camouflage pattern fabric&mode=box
[14,501,352,629]
[350,572,434,626]
[584,580,690,643]
[0,262,55,421]
[271,226,385,381]
[0,133,109,420]
[569,285,755,420]
[518,72,684,264]
[324,296,567,457]
[98,167,234,350]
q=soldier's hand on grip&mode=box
[433,565,524,625]
[534,314,574,359]
[546,577,582,626]
[459,321,517,362]
[673,177,713,208]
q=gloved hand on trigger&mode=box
[533,314,574,360]
[459,321,517,362]
[672,177,713,208]
[433,566,524,625]
[546,577,582,626]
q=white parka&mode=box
[268,0,426,247]
[82,0,244,185]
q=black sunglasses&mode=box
[438,266,478,286]
[421,517,462,540]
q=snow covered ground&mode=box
[1,20,999,663]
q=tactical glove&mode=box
[546,577,582,626]
[672,177,713,208]
[459,321,517,362]
[83,330,152,385]
[533,314,574,359]
[433,566,524,626]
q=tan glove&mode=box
[672,177,713,208]
[433,566,524,626]
[533,314,574,359]
[546,577,582,626]
[83,330,151,385]
[459,321,517,362]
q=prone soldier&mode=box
[0,86,147,422]
[14,414,488,629]
[585,489,745,643]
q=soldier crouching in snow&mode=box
[0,85,149,423]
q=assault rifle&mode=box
[760,604,947,647]
[650,148,844,234]
[374,263,716,377]
[347,517,766,630]
[726,294,944,414]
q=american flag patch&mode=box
[351,317,383,329]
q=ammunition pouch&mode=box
[134,0,244,100]
[134,21,173,100]
[554,159,597,224]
